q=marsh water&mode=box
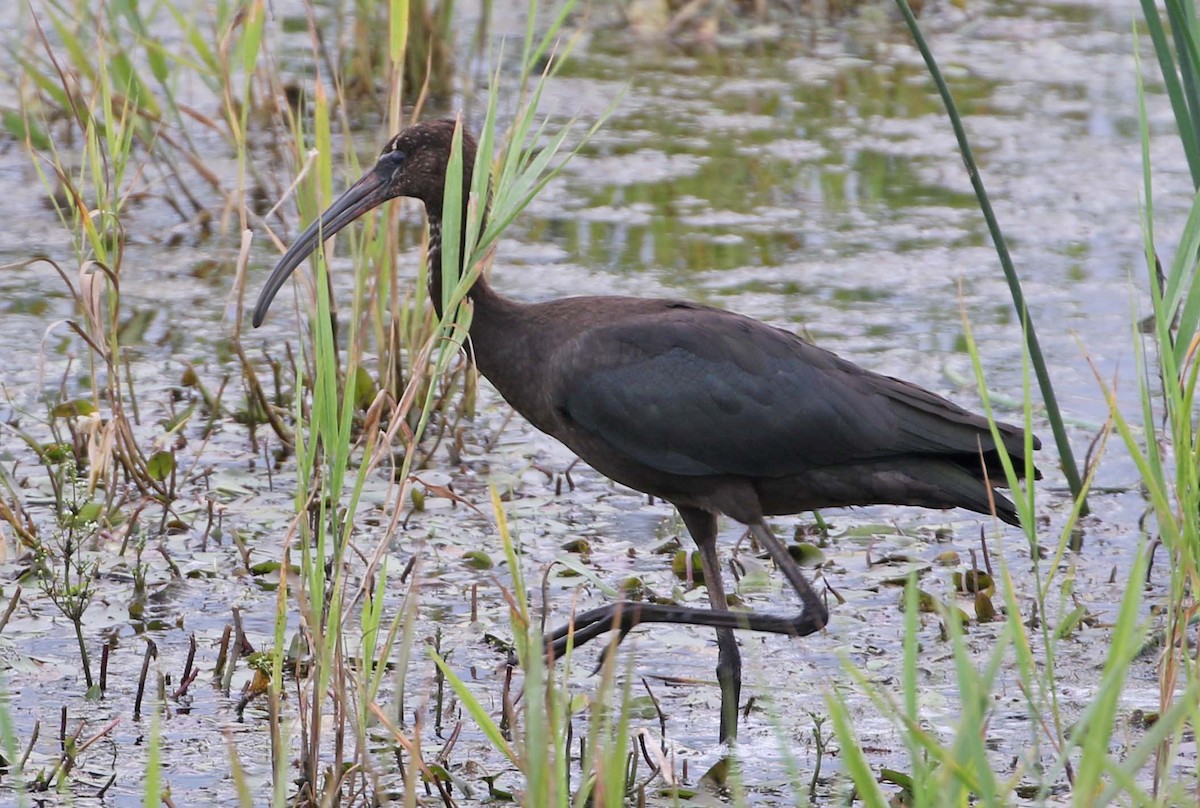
[0,0,1190,803]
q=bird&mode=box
[253,118,1039,744]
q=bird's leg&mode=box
[679,506,742,744]
[543,521,828,669]
[748,520,828,632]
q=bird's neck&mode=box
[424,206,538,389]
[425,210,503,321]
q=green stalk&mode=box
[892,0,1087,515]
[1141,0,1200,187]
[0,676,29,806]
[824,681,888,807]
[143,708,161,807]
[1129,13,1200,791]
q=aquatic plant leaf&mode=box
[463,550,493,570]
[671,549,704,584]
[147,450,175,481]
[72,501,103,527]
[952,569,995,595]
[974,592,996,622]
[552,557,620,597]
[162,402,196,433]
[51,399,97,418]
[1054,605,1088,640]
[560,537,591,554]
[787,542,825,567]
[353,366,377,411]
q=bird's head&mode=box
[252,119,477,327]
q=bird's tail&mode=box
[760,459,1026,527]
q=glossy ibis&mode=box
[253,119,1039,743]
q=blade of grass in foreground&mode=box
[143,709,161,807]
[0,677,29,807]
[1062,542,1150,803]
[824,685,888,808]
[1139,0,1200,188]
[268,0,612,800]
[430,648,518,767]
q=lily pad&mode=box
[671,549,704,584]
[787,542,825,567]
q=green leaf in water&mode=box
[72,501,103,527]
[147,450,175,482]
[42,443,71,463]
[353,366,378,411]
[974,592,996,622]
[952,569,995,595]
[671,549,704,584]
[560,538,591,554]
[463,550,493,570]
[787,542,825,567]
[52,399,97,418]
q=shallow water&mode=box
[0,0,1191,803]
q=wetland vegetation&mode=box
[0,0,1198,805]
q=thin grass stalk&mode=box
[824,681,888,807]
[307,238,347,792]
[891,0,1087,515]
[1133,12,1200,793]
[943,605,1000,803]
[0,676,30,806]
[1166,0,1200,156]
[839,608,998,800]
[1096,675,1200,805]
[1140,0,1200,188]
[746,645,816,803]
[269,3,603,800]
[232,2,267,286]
[995,553,1062,798]
[497,484,559,804]
[142,709,161,807]
[959,297,1091,778]
[225,733,255,806]
[582,647,629,808]
[269,545,290,806]
[1070,544,1151,802]
[830,299,1101,803]
[901,575,932,799]
[22,6,182,506]
[378,0,411,387]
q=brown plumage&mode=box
[253,119,1039,743]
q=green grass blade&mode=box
[892,0,1087,514]
[824,686,888,808]
[143,708,161,806]
[1069,543,1149,800]
[1166,0,1200,183]
[429,647,518,766]
[1141,0,1200,187]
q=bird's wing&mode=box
[556,305,1020,478]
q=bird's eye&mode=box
[378,149,407,182]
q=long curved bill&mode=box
[252,164,392,327]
